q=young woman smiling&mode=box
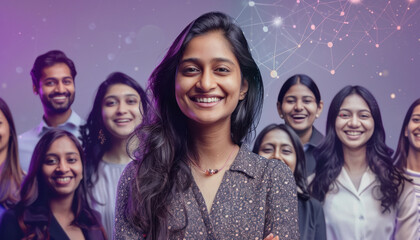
[114,12,299,240]
[309,86,418,240]
[80,72,147,239]
[394,98,420,236]
[277,74,324,175]
[0,129,106,239]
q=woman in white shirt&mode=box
[394,98,420,236]
[309,85,418,240]
[80,72,147,239]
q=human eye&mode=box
[411,117,420,123]
[181,66,200,76]
[104,99,117,107]
[260,145,274,154]
[281,147,293,155]
[126,97,138,105]
[67,157,78,163]
[338,111,351,119]
[303,97,314,104]
[44,158,58,165]
[285,98,296,104]
[62,78,73,85]
[44,80,55,86]
[214,66,230,75]
[359,112,371,119]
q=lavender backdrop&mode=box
[0,0,419,148]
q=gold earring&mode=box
[98,129,106,145]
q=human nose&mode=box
[196,69,216,92]
[347,115,361,128]
[56,160,69,172]
[116,102,128,115]
[294,100,303,111]
[55,81,65,93]
[272,148,282,162]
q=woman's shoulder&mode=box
[119,160,139,182]
[0,208,23,239]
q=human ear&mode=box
[316,100,324,118]
[239,79,249,100]
[33,85,39,95]
[277,102,283,119]
[405,127,408,137]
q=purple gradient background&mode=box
[0,0,419,148]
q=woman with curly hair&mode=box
[309,85,418,240]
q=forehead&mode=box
[261,129,293,146]
[412,105,420,116]
[41,63,72,79]
[340,94,370,111]
[285,84,315,98]
[104,83,139,98]
[181,31,237,63]
[47,136,79,154]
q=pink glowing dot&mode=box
[330,70,335,75]
[375,44,379,48]
[297,0,300,3]
[297,44,301,48]
[327,42,333,48]
[390,93,396,99]
[397,25,401,30]
[340,11,345,16]
[310,24,316,30]
[349,0,361,4]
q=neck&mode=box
[188,120,237,170]
[407,148,420,172]
[49,194,74,216]
[102,137,131,164]
[43,109,72,127]
[296,126,313,145]
[342,145,368,172]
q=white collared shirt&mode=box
[323,167,418,240]
[18,110,84,172]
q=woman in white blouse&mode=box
[309,85,418,240]
[80,72,147,239]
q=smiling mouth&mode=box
[114,119,132,123]
[345,131,363,136]
[53,177,72,184]
[192,97,222,103]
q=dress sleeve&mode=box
[395,180,419,240]
[264,160,300,239]
[113,161,145,240]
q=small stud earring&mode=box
[280,114,284,118]
[316,114,319,118]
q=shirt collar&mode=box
[229,143,260,179]
[305,127,324,148]
[35,110,82,136]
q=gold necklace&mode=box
[191,146,237,176]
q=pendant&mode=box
[205,169,219,176]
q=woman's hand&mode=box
[264,233,279,240]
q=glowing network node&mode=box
[340,11,345,16]
[270,70,278,78]
[293,24,296,29]
[263,26,268,32]
[379,72,383,76]
[1,83,7,89]
[390,93,396,99]
[134,67,139,71]
[327,42,333,48]
[397,25,401,30]
[310,24,316,30]
[330,70,335,75]
[349,0,361,4]
[375,44,379,48]
[249,1,255,7]
[273,17,283,26]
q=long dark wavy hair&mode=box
[394,98,420,169]
[309,85,406,213]
[252,124,309,200]
[15,129,105,239]
[80,72,148,188]
[127,11,264,239]
[0,97,24,209]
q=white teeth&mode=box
[115,119,130,123]
[53,96,66,100]
[55,177,71,183]
[196,97,220,103]
[346,131,362,136]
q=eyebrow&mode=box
[42,76,73,81]
[103,94,139,99]
[412,114,420,117]
[179,57,235,65]
[46,152,80,157]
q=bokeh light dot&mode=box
[327,42,333,48]
[249,1,255,7]
[263,26,268,32]
[390,93,396,99]
[330,70,335,75]
[270,70,278,78]
[310,24,316,30]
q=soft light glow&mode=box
[273,17,283,26]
